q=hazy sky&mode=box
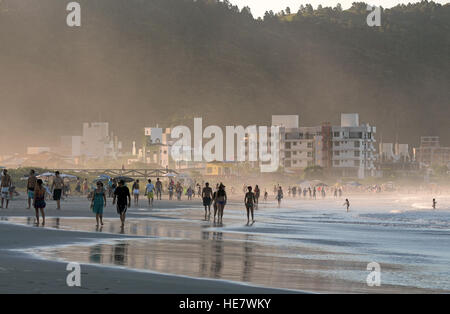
[228,0,449,17]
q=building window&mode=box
[335,142,340,147]
[307,152,312,158]
[354,141,360,148]
[354,160,360,167]
[334,151,340,156]
[334,160,340,166]
[307,142,313,148]
[334,132,340,137]
[285,143,291,149]
[354,151,360,157]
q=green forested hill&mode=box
[0,0,448,152]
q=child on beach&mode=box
[91,181,107,227]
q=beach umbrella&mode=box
[60,174,78,182]
[315,182,329,187]
[37,172,56,178]
[114,176,135,183]
[94,174,111,182]
[164,173,177,178]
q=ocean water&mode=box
[6,194,450,293]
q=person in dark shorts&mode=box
[51,171,64,210]
[27,169,37,209]
[202,182,213,220]
[34,179,46,225]
[113,180,131,228]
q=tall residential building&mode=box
[331,114,377,178]
[414,136,450,168]
[143,127,172,168]
[274,113,376,178]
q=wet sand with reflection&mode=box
[6,209,444,294]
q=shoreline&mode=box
[0,221,298,294]
[0,196,449,293]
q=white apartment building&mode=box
[142,127,172,168]
[274,113,376,178]
[331,114,376,178]
[59,122,122,160]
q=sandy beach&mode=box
[0,193,449,294]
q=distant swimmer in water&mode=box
[244,186,256,225]
[432,198,437,210]
[344,199,350,212]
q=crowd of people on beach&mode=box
[0,168,443,229]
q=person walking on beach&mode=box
[244,186,256,225]
[168,181,174,200]
[344,199,350,212]
[197,183,201,198]
[113,180,131,228]
[254,185,260,208]
[432,198,437,210]
[91,181,107,227]
[202,182,213,220]
[277,186,283,207]
[264,189,268,202]
[176,182,183,201]
[26,169,37,209]
[83,178,89,195]
[155,178,163,200]
[216,183,227,224]
[33,179,46,225]
[75,178,81,195]
[145,179,155,207]
[132,180,140,206]
[51,171,64,210]
[1,169,11,209]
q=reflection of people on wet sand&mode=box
[113,243,128,266]
[242,235,254,282]
[113,180,131,228]
[210,232,223,278]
